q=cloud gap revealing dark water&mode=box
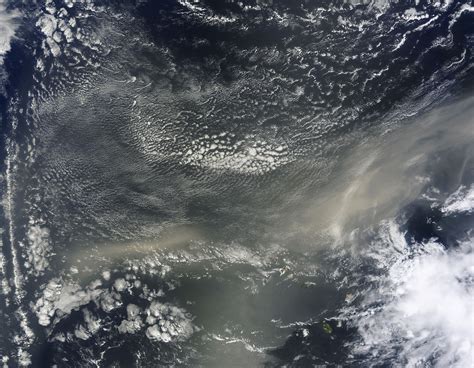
[0,0,473,367]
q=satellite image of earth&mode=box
[0,0,473,367]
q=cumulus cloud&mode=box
[348,222,474,368]
[0,0,20,62]
[442,184,474,215]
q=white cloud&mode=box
[0,0,20,63]
[442,184,474,215]
[347,222,474,368]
